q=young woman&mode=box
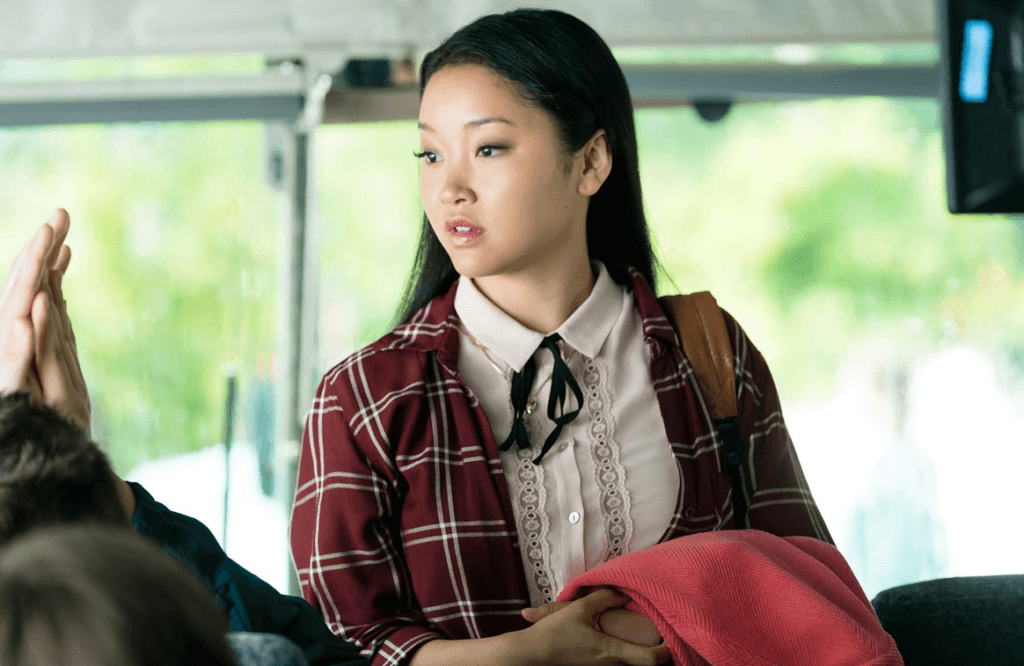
[289,8,832,666]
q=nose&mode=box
[438,162,476,206]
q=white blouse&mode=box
[453,261,680,606]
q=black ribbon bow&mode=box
[498,333,584,465]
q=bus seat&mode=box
[871,574,1024,665]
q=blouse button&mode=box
[569,511,581,524]
[559,442,568,452]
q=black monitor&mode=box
[939,0,1024,213]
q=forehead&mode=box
[418,63,543,131]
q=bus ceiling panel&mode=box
[0,0,938,58]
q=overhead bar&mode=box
[0,96,303,126]
[319,62,941,124]
[0,73,305,127]
[623,63,941,102]
[0,62,941,127]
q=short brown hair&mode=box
[0,391,128,544]
[0,524,235,666]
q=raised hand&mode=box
[32,231,91,438]
[0,209,91,437]
[0,210,131,513]
[0,211,66,401]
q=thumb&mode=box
[578,588,631,619]
[521,601,571,623]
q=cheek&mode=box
[420,172,442,225]
[419,170,433,209]
[506,169,571,226]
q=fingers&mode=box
[32,270,91,435]
[597,609,663,648]
[0,224,53,317]
[54,244,72,276]
[32,290,69,412]
[579,588,632,617]
[604,630,672,666]
[44,208,71,269]
[521,601,571,623]
[48,265,86,400]
[0,209,80,415]
[574,590,671,665]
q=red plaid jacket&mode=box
[290,268,832,666]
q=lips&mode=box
[446,219,484,240]
[446,219,482,233]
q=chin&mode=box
[449,259,495,279]
[445,241,532,279]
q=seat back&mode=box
[871,574,1024,665]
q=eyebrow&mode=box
[417,116,515,132]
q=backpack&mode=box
[663,292,748,529]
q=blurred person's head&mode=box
[397,8,658,324]
[0,524,235,666]
[0,391,127,545]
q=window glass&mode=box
[315,121,420,364]
[5,59,1021,604]
[0,121,287,590]
[637,98,1024,598]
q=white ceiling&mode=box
[1,0,938,60]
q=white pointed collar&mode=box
[453,261,625,373]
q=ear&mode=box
[576,129,612,197]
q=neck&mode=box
[472,252,596,334]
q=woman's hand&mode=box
[523,595,665,649]
[519,589,670,665]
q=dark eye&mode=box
[478,145,505,158]
[413,150,438,164]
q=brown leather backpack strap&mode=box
[664,291,738,421]
[664,291,749,528]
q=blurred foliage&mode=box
[636,98,1023,396]
[0,123,276,474]
[2,92,1023,475]
[314,123,421,360]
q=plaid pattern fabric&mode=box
[290,267,832,666]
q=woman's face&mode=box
[417,64,589,279]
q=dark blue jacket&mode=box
[129,482,369,666]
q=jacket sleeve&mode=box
[722,311,834,544]
[129,481,369,666]
[289,371,445,666]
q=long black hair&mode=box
[394,8,661,325]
